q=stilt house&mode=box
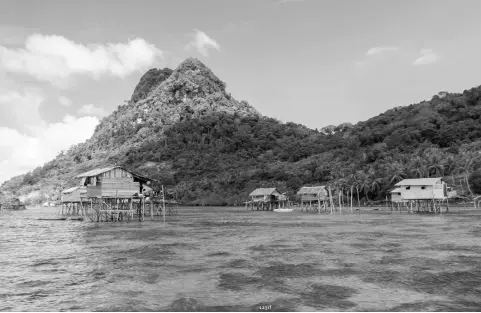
[247,187,287,211]
[249,188,283,202]
[76,166,153,198]
[297,186,329,202]
[394,178,447,200]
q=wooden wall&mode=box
[400,182,446,200]
[299,194,328,201]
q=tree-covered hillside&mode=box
[1,57,481,206]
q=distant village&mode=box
[2,164,474,219]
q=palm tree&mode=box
[457,151,481,196]
[361,175,372,201]
[444,155,457,186]
[355,171,365,207]
[370,177,383,198]
[427,154,445,177]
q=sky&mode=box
[1,0,481,184]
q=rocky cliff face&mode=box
[90,58,260,145]
[130,68,173,104]
[130,57,260,126]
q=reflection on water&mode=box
[1,206,481,311]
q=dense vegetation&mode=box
[1,58,481,206]
[120,89,481,205]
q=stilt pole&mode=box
[350,186,353,214]
[329,186,334,214]
[162,185,166,224]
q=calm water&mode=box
[1,206,481,312]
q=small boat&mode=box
[273,208,294,213]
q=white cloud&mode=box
[0,90,46,133]
[185,29,220,56]
[0,34,163,87]
[77,104,108,117]
[0,115,99,184]
[366,46,399,56]
[58,95,72,107]
[413,48,441,65]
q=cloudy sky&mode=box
[1,0,481,184]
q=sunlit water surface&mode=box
[1,206,481,311]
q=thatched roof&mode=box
[395,178,443,186]
[249,188,281,197]
[297,186,327,195]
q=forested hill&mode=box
[1,57,481,205]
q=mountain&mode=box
[1,58,481,206]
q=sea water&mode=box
[1,206,481,311]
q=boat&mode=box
[273,208,294,213]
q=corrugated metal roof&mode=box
[75,166,154,182]
[390,187,402,193]
[62,186,79,194]
[76,166,118,178]
[249,188,281,196]
[297,186,327,195]
[395,178,443,186]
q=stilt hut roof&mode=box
[249,188,281,197]
[62,186,80,194]
[395,178,443,186]
[76,166,154,183]
[297,186,327,195]
[76,166,118,178]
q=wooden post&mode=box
[130,197,133,221]
[329,186,334,214]
[162,185,166,224]
[150,197,153,220]
[338,192,342,215]
[350,186,353,214]
[386,196,388,211]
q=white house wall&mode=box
[400,183,445,200]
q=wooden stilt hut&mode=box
[297,186,330,214]
[394,178,449,213]
[247,188,286,211]
[73,166,165,222]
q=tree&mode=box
[468,171,481,194]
